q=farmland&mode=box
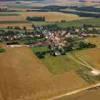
[57,18,100,28]
[32,46,82,74]
[0,1,100,100]
[32,42,100,81]
[0,46,87,100]
[1,1,100,29]
[0,12,83,22]
[0,46,100,100]
[73,48,100,70]
[0,11,86,29]
[0,15,99,29]
[31,36,100,100]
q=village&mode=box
[0,24,99,56]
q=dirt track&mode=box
[48,82,100,100]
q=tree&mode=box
[26,16,45,21]
[79,41,96,49]
[23,26,27,31]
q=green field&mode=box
[32,18,100,28]
[32,46,49,53]
[0,14,19,16]
[0,21,28,24]
[42,54,82,74]
[32,46,82,74]
[31,21,54,26]
[57,18,100,28]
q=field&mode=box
[70,37,100,70]
[41,54,82,74]
[0,11,88,28]
[0,23,32,29]
[0,46,88,100]
[21,12,83,22]
[73,48,100,70]
[32,46,83,74]
[0,12,83,22]
[0,11,99,29]
[57,18,100,28]
[0,14,99,29]
[31,37,100,99]
[87,37,100,48]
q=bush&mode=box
[79,41,88,49]
[0,48,5,53]
[87,43,96,48]
[79,41,96,49]
[35,52,45,59]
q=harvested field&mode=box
[0,46,87,100]
[0,16,24,22]
[86,37,100,48]
[73,48,100,70]
[0,23,32,29]
[20,12,83,22]
[0,12,82,22]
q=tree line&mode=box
[26,16,45,21]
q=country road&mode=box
[48,82,100,100]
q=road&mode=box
[48,82,100,100]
